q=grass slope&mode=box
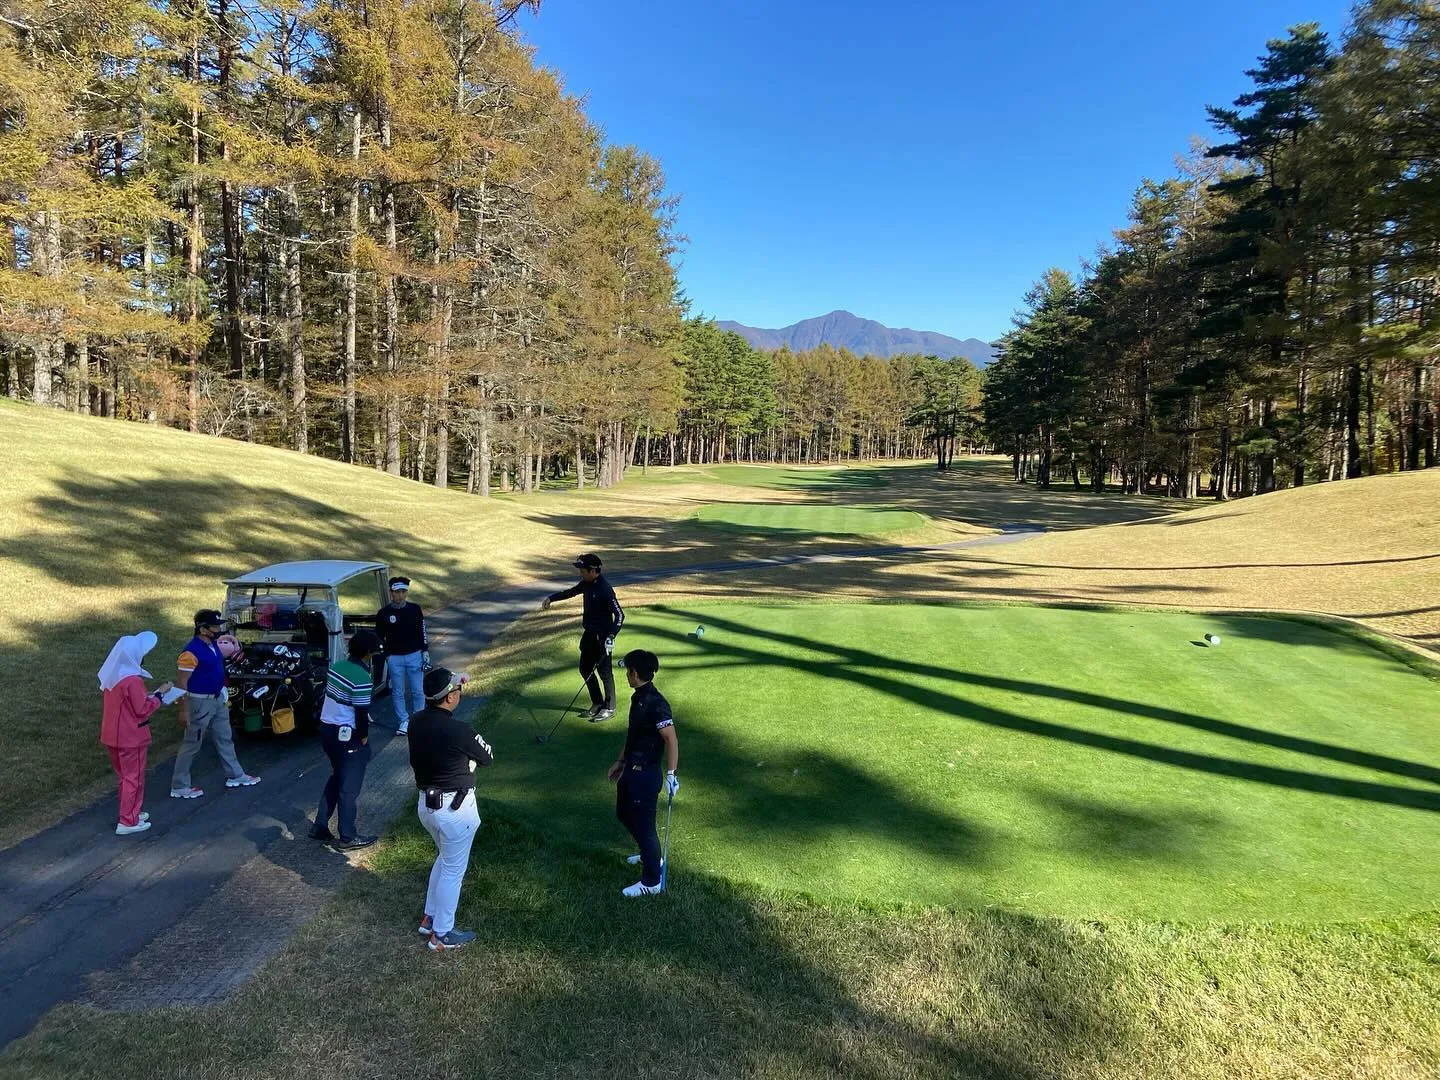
[5,805,1436,1080]
[691,502,925,538]
[477,603,1440,922]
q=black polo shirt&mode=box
[548,575,625,637]
[623,682,673,766]
[408,704,493,791]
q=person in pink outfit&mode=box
[99,632,175,836]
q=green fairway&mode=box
[691,501,925,537]
[629,462,892,491]
[479,603,1440,922]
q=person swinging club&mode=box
[541,553,624,722]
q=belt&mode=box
[187,692,222,699]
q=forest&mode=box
[984,1,1440,498]
[0,0,978,489]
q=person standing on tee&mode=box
[375,575,428,736]
[170,610,259,799]
[541,553,624,722]
[608,649,679,897]
[99,631,175,835]
[311,629,381,851]
[408,667,493,951]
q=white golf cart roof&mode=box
[223,561,388,588]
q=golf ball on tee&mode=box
[695,625,705,638]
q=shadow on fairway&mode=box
[644,607,1440,812]
[0,470,470,593]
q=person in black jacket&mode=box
[408,667,493,951]
[609,649,679,898]
[541,553,624,722]
[375,575,428,736]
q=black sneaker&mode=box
[331,835,377,851]
[577,705,601,720]
[588,707,616,723]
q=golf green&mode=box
[477,603,1440,921]
[691,502,924,537]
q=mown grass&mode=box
[691,502,925,538]
[5,803,1436,1080]
[474,602,1440,922]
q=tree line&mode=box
[983,0,1440,498]
[1,0,986,490]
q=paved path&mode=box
[0,528,1040,1049]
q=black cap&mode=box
[194,609,225,629]
[424,666,459,700]
[573,553,602,570]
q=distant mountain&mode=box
[716,310,995,367]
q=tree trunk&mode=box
[342,111,361,463]
[1345,363,1363,479]
[286,184,306,453]
[382,110,401,476]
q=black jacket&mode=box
[375,601,427,656]
[548,574,625,638]
[408,704,493,792]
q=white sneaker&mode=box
[115,820,152,836]
[396,724,409,736]
[169,786,204,799]
[622,880,664,898]
[626,853,643,865]
[139,812,150,823]
[225,774,261,788]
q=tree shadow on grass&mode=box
[643,607,1440,811]
[0,471,470,592]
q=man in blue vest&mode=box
[170,609,260,799]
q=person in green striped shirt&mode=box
[311,629,381,850]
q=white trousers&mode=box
[417,789,480,936]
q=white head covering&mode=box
[98,631,158,691]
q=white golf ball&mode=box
[695,625,705,638]
[1206,633,1222,646]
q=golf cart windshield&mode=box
[225,584,328,631]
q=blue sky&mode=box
[517,1,1354,343]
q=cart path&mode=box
[0,527,1041,1050]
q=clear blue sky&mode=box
[517,1,1353,343]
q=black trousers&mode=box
[579,631,615,709]
[616,762,663,886]
[318,725,371,840]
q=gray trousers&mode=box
[171,695,245,789]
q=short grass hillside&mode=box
[0,404,971,845]
[638,468,1440,652]
[8,596,1439,1078]
[477,603,1440,922]
[691,502,926,538]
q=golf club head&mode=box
[534,734,550,744]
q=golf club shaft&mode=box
[538,664,599,741]
[660,790,673,889]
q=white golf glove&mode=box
[421,650,432,671]
[604,637,614,656]
[665,771,680,798]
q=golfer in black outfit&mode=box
[541,553,624,721]
[609,649,679,897]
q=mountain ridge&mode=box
[716,310,994,367]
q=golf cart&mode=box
[220,560,391,735]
